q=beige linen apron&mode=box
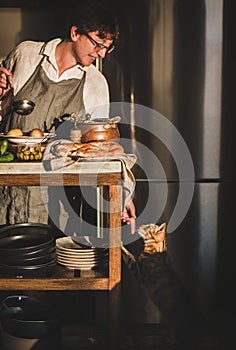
[5,56,86,132]
[1,53,86,224]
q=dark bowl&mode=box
[1,295,61,338]
[0,223,56,256]
[0,250,56,266]
[0,259,57,277]
[0,244,56,263]
[0,235,55,251]
[2,295,36,313]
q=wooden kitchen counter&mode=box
[0,160,122,292]
[0,160,122,186]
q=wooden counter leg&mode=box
[108,184,122,349]
[108,282,121,350]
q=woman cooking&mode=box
[0,3,136,231]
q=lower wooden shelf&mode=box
[0,263,111,290]
[0,277,110,291]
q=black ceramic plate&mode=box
[0,237,55,257]
[0,259,57,270]
[0,223,56,255]
[0,260,57,278]
[0,250,57,266]
[0,244,56,262]
[0,235,54,250]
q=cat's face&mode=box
[138,223,167,253]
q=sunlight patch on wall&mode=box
[0,8,22,61]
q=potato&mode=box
[7,128,23,136]
[29,128,44,137]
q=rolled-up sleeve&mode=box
[83,65,110,118]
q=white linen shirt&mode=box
[5,38,110,118]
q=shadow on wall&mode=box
[0,4,71,60]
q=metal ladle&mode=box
[12,99,35,115]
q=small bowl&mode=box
[16,144,44,161]
[12,100,35,115]
[1,295,61,338]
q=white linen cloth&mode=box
[43,139,137,208]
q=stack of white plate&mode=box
[56,237,108,270]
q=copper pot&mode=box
[78,122,120,143]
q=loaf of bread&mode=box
[54,140,124,158]
[52,143,80,157]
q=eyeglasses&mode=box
[84,33,115,54]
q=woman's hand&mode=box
[0,66,12,98]
[121,199,136,234]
